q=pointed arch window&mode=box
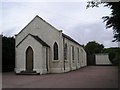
[64,43,67,60]
[72,46,74,61]
[53,42,58,60]
[77,48,79,63]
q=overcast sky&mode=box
[0,0,118,48]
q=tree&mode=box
[85,41,104,55]
[85,41,104,65]
[2,36,15,72]
[87,1,120,42]
[103,47,120,65]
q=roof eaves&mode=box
[30,34,50,47]
[62,33,82,46]
[16,34,50,47]
[16,34,29,47]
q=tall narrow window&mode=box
[72,46,74,62]
[64,43,67,60]
[53,42,58,60]
[78,48,79,63]
[81,49,83,64]
[46,48,48,71]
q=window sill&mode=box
[52,60,60,63]
[64,60,69,63]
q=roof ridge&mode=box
[62,33,81,46]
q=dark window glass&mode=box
[54,42,58,60]
[72,46,74,61]
[64,43,67,60]
[78,48,79,63]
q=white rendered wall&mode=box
[15,35,45,74]
[95,54,112,65]
[15,16,87,74]
[62,37,87,72]
[16,16,64,73]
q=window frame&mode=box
[77,48,79,63]
[53,42,59,60]
[64,43,67,60]
[72,46,74,62]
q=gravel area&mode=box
[2,66,118,88]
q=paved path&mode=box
[2,66,118,88]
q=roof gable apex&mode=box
[16,33,50,47]
[16,15,38,36]
[36,15,60,32]
[16,15,60,37]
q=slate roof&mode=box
[30,34,50,47]
[16,34,50,47]
[62,33,81,46]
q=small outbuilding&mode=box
[95,53,112,65]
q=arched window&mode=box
[72,46,74,61]
[64,43,67,60]
[77,48,79,63]
[53,42,58,60]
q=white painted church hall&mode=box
[15,15,87,74]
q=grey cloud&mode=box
[1,2,117,48]
[64,22,117,48]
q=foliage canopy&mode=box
[87,2,120,42]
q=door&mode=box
[26,46,33,71]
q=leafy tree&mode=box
[85,41,119,66]
[87,1,120,42]
[103,47,120,66]
[85,41,104,55]
[2,36,15,72]
[85,41,104,65]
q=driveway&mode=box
[2,66,118,88]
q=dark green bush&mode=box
[2,36,15,72]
